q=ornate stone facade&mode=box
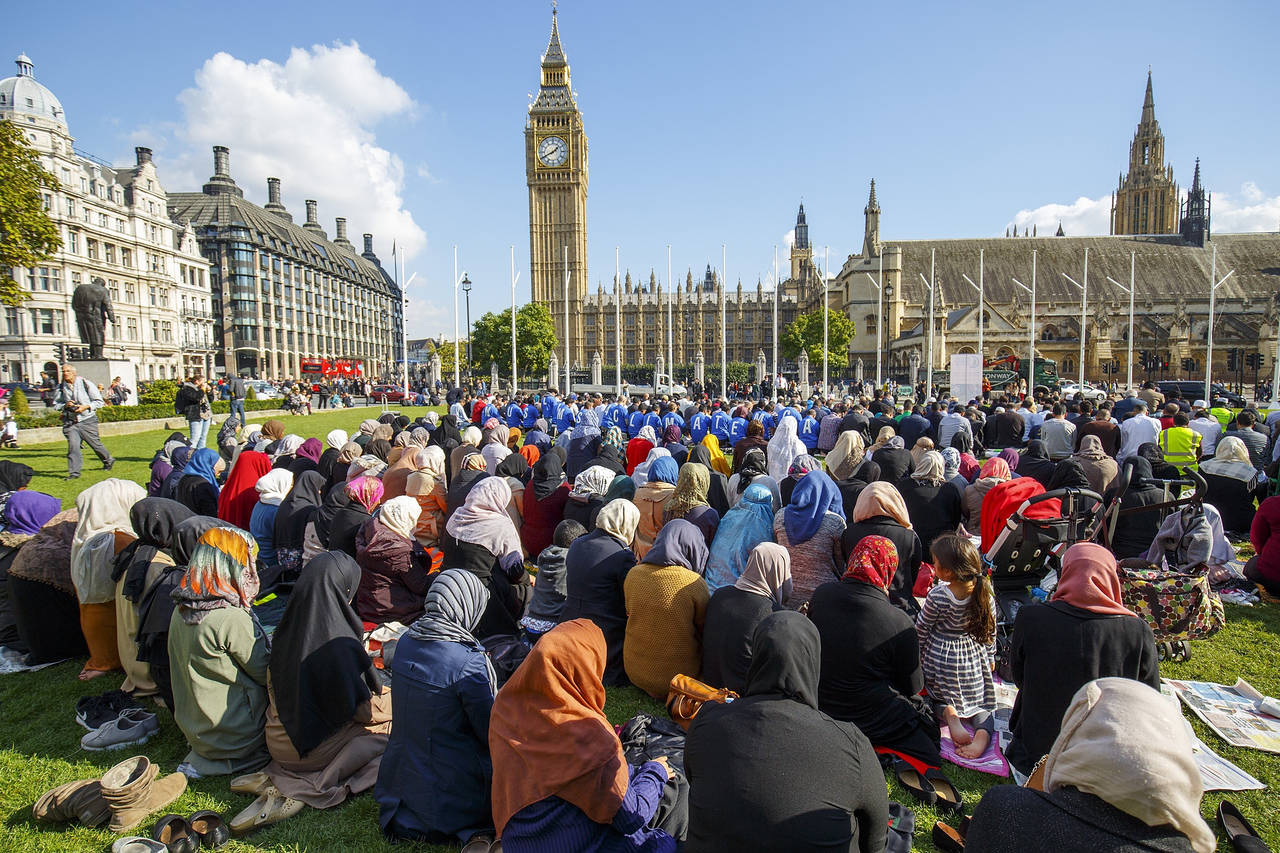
[1111,72,1180,236]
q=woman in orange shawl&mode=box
[218,450,273,530]
[489,619,685,849]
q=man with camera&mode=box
[53,364,115,479]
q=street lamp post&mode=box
[1204,244,1237,404]
[1061,248,1088,389]
[961,248,986,367]
[1012,249,1037,397]
[772,245,778,402]
[1105,250,1136,393]
[822,245,830,396]
[510,246,521,394]
[462,275,472,388]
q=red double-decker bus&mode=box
[300,358,364,392]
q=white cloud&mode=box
[782,228,796,249]
[415,162,437,182]
[1007,182,1280,238]
[406,298,451,340]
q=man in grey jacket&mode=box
[228,374,248,425]
[54,364,115,478]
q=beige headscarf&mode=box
[595,498,640,547]
[852,481,913,529]
[1073,434,1119,494]
[909,436,935,468]
[910,449,946,485]
[868,425,896,454]
[377,495,422,540]
[1200,435,1258,485]
[372,424,394,443]
[733,542,792,607]
[826,430,866,481]
[71,478,145,603]
[1044,678,1215,853]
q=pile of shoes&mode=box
[227,771,305,836]
[113,810,229,852]
[33,756,187,834]
[77,690,158,752]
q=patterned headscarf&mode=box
[603,426,627,456]
[347,454,388,481]
[172,526,261,624]
[979,457,1012,480]
[665,463,710,518]
[406,568,496,694]
[787,454,822,480]
[842,534,898,593]
[345,475,385,512]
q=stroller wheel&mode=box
[1157,642,1171,661]
[1171,640,1192,662]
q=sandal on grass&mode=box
[1217,801,1273,853]
[892,760,936,806]
[924,768,964,814]
[932,821,966,853]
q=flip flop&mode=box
[893,760,937,806]
[925,768,964,814]
[1218,801,1273,852]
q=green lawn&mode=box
[2,411,1279,851]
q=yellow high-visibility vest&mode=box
[1159,426,1201,471]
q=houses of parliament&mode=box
[526,10,1280,384]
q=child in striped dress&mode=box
[915,533,997,759]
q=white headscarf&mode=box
[1199,435,1258,485]
[254,469,294,506]
[766,415,806,483]
[632,447,672,486]
[571,465,616,499]
[462,426,483,447]
[325,429,349,451]
[481,441,513,475]
[71,478,145,604]
[445,477,522,560]
[378,495,422,540]
[1044,678,1215,853]
[420,445,447,481]
[595,498,640,547]
[274,434,304,459]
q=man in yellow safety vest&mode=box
[1159,411,1202,471]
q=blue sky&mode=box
[11,0,1279,336]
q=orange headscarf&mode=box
[489,619,628,835]
[519,443,541,468]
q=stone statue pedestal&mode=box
[70,359,138,406]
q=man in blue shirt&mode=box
[690,405,711,444]
[643,404,663,435]
[505,398,524,429]
[799,408,821,451]
[728,414,749,446]
[660,402,686,436]
[606,397,629,432]
[710,405,731,444]
[521,396,540,430]
[627,406,645,438]
[480,398,500,425]
[555,401,576,435]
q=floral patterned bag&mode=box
[1117,562,1225,642]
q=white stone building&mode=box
[0,54,214,385]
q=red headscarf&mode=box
[625,437,654,475]
[216,450,272,530]
[1052,542,1136,616]
[843,534,898,593]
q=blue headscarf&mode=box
[703,482,776,592]
[783,470,842,544]
[571,407,602,440]
[184,448,222,491]
[649,455,679,486]
[160,446,194,500]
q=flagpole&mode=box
[510,245,519,394]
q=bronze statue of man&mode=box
[71,276,116,360]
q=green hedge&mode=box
[17,398,281,430]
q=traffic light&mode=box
[1247,352,1263,371]
[1227,350,1238,371]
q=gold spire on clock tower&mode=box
[527,6,589,370]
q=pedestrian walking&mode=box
[53,364,115,479]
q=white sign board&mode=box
[951,353,983,403]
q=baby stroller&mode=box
[983,486,1104,681]
[1101,469,1221,662]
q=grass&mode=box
[2,412,1279,850]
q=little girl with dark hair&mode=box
[915,533,997,759]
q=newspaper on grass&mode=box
[1159,681,1266,791]
[1165,678,1280,755]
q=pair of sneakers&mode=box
[82,708,159,752]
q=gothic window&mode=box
[1142,143,1149,165]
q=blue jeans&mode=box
[230,398,246,424]
[189,418,211,447]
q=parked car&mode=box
[371,384,406,403]
[1055,381,1109,403]
[247,380,282,400]
[1157,381,1246,407]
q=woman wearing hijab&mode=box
[218,450,273,531]
[661,424,687,466]
[250,469,293,569]
[481,421,514,476]
[430,414,465,481]
[159,446,194,500]
[687,446,732,516]
[685,611,888,853]
[490,620,687,852]
[968,678,1214,853]
[329,476,384,558]
[774,473,845,609]
[700,542,791,693]
[633,455,679,560]
[939,447,970,497]
[810,536,942,768]
[1138,441,1181,481]
[825,431,881,526]
[732,419,769,474]
[364,437,394,467]
[699,433,731,478]
[909,436,936,470]
[1072,433,1119,495]
[997,446,1021,473]
[168,526,271,777]
[447,453,491,524]
[271,471,327,588]
[356,495,430,625]
[778,454,822,507]
[521,450,571,558]
[842,482,923,615]
[604,474,637,504]
[111,498,194,696]
[626,425,657,476]
[317,429,349,480]
[289,438,323,477]
[1200,435,1264,534]
[631,446,672,487]
[496,453,531,530]
[664,463,713,524]
[867,424,896,456]
[5,493,77,663]
[727,448,780,511]
[1016,439,1058,489]
[587,426,627,476]
[376,570,497,847]
[1047,457,1092,492]
[1005,542,1159,778]
[177,447,223,516]
[872,437,913,485]
[564,465,615,531]
[565,408,604,482]
[562,499,641,686]
[258,552,391,819]
[383,444,428,501]
[261,419,287,445]
[271,434,306,470]
[899,450,963,562]
[623,518,711,698]
[444,477,532,639]
[148,433,189,496]
[963,457,1012,531]
[949,430,981,482]
[703,483,777,594]
[72,478,145,681]
[405,447,448,550]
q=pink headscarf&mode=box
[1051,542,1136,617]
[979,457,1011,480]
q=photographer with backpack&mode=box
[177,374,213,447]
[53,364,115,479]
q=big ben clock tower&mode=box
[527,7,588,368]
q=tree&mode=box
[469,303,559,378]
[425,340,461,377]
[0,120,61,305]
[781,308,855,367]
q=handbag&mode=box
[665,674,738,731]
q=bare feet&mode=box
[957,729,991,759]
[78,668,109,682]
[943,706,972,745]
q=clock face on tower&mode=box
[538,135,568,167]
